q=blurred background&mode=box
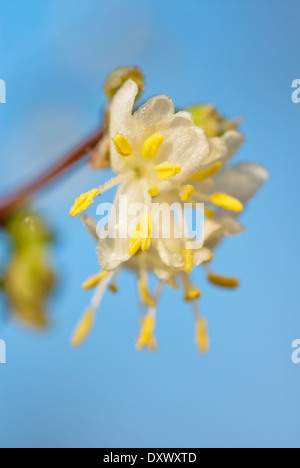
[1,0,300,448]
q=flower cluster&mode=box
[70,73,267,352]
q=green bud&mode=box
[187,104,240,138]
[5,210,52,248]
[103,66,144,100]
[1,209,55,329]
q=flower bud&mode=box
[187,104,240,138]
[103,66,144,100]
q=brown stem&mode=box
[0,126,103,221]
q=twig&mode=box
[0,126,103,221]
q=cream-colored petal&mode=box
[204,216,244,249]
[216,217,245,235]
[210,162,268,205]
[154,267,178,289]
[81,214,98,241]
[221,130,245,163]
[199,130,244,168]
[132,94,175,132]
[97,179,149,270]
[192,247,213,266]
[109,79,138,174]
[202,218,223,244]
[201,136,227,167]
[157,238,185,270]
[157,126,210,191]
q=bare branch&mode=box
[0,127,103,221]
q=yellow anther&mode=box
[127,213,153,255]
[109,284,118,293]
[207,272,240,288]
[148,186,160,197]
[127,234,142,256]
[184,285,201,302]
[210,193,243,212]
[204,208,216,219]
[71,308,95,347]
[136,313,156,351]
[182,248,193,274]
[190,162,223,181]
[141,213,153,251]
[113,133,132,156]
[154,162,181,180]
[196,317,209,354]
[82,271,109,290]
[147,336,158,352]
[179,184,195,201]
[143,133,164,159]
[70,188,99,217]
[139,278,155,307]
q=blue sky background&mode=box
[0,0,300,448]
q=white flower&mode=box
[70,79,233,267]
[109,79,211,190]
[69,79,267,352]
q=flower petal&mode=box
[157,125,210,191]
[97,179,149,271]
[210,162,268,205]
[109,79,139,174]
[132,94,175,131]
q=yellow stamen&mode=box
[141,213,153,251]
[179,184,195,201]
[204,208,216,219]
[109,284,118,293]
[155,162,181,180]
[139,278,155,307]
[211,193,243,212]
[70,188,99,217]
[207,272,240,288]
[147,336,158,352]
[82,271,109,290]
[127,213,153,255]
[185,285,201,302]
[136,313,156,351]
[113,133,132,156]
[71,308,95,347]
[143,133,164,159]
[190,161,223,181]
[182,248,193,274]
[148,186,160,197]
[127,234,142,256]
[196,317,209,354]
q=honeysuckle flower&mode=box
[70,75,267,353]
[70,79,243,261]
